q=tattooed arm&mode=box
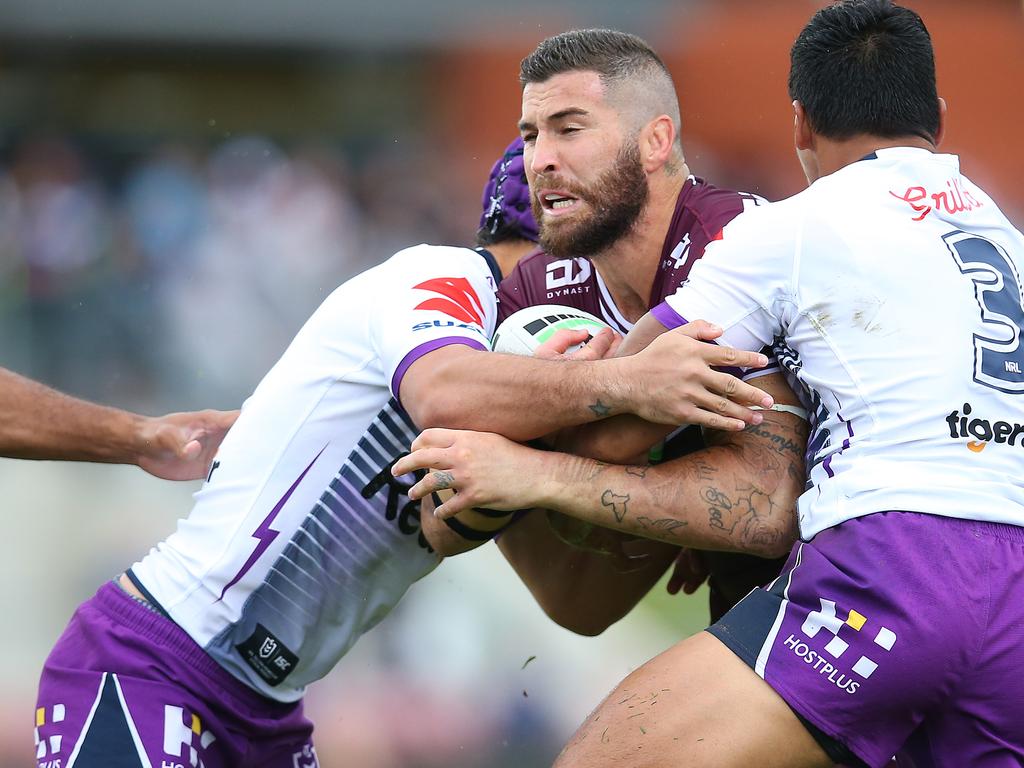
[542,409,806,558]
[398,321,773,442]
[395,374,806,559]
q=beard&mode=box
[532,141,649,260]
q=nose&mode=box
[529,133,559,176]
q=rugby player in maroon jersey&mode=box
[397,29,809,629]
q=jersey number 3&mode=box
[945,230,1024,392]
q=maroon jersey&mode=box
[497,176,765,327]
[496,176,784,623]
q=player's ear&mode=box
[640,114,676,173]
[792,100,814,152]
[934,97,947,147]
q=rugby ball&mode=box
[492,304,611,356]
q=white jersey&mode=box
[657,147,1024,538]
[131,244,501,702]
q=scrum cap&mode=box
[479,137,539,243]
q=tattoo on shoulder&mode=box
[625,465,649,479]
[588,399,611,418]
[601,489,630,522]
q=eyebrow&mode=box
[518,107,591,133]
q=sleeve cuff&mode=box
[391,336,489,403]
[651,301,687,330]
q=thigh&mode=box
[554,632,831,768]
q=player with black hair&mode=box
[543,2,1024,765]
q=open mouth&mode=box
[539,190,581,216]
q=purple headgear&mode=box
[479,136,539,243]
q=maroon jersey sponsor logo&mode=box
[545,258,593,299]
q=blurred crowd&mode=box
[0,132,469,412]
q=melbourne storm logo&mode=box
[413,277,485,325]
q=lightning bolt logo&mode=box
[219,445,327,601]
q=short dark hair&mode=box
[520,28,669,88]
[789,0,940,142]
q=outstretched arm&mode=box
[398,320,773,442]
[0,367,237,481]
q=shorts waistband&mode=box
[91,581,294,712]
[871,510,1024,543]
[966,517,1024,543]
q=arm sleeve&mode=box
[654,206,796,354]
[369,244,500,400]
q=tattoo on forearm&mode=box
[432,470,455,490]
[588,399,611,418]
[684,414,807,554]
[636,516,688,536]
[704,483,789,551]
[625,465,649,479]
[745,424,804,458]
[695,462,717,482]
[601,489,630,522]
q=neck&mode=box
[590,165,689,323]
[486,239,538,279]
[812,135,936,180]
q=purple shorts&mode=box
[35,582,318,768]
[709,511,1024,768]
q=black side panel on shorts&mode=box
[707,589,868,768]
[75,675,146,767]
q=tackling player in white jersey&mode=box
[399,2,1024,766]
[562,2,1024,766]
[32,139,772,768]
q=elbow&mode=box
[532,587,621,636]
[540,602,616,637]
[747,502,799,559]
[404,397,458,430]
[753,529,797,560]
